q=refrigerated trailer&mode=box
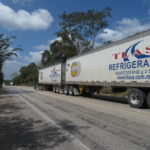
[39,30,150,108]
[38,63,66,92]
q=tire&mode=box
[82,87,92,97]
[64,86,69,95]
[58,86,63,94]
[147,92,150,108]
[52,86,56,92]
[69,86,74,96]
[56,86,59,93]
[128,88,146,108]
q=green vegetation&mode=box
[0,34,21,88]
[12,63,38,86]
[100,87,128,97]
[41,8,111,67]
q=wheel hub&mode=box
[130,92,141,105]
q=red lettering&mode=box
[146,47,150,50]
[122,52,125,58]
[113,53,120,59]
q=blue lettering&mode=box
[137,60,142,68]
[143,59,149,67]
[132,61,136,68]
[109,64,113,70]
[127,62,131,69]
[113,64,116,70]
[120,63,125,70]
[109,59,150,71]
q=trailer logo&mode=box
[112,41,150,61]
[71,62,81,77]
[109,41,150,71]
[50,67,60,77]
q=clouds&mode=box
[3,60,25,79]
[0,2,53,30]
[3,50,43,79]
[98,17,150,42]
[24,51,43,63]
[34,37,62,51]
[34,44,49,51]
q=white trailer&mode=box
[38,30,150,108]
[66,31,150,85]
[65,30,150,108]
[38,63,65,92]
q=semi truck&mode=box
[39,30,150,108]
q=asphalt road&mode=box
[0,86,150,150]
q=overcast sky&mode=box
[1,0,150,79]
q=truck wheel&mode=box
[69,86,74,96]
[53,86,56,92]
[147,92,150,108]
[56,86,59,93]
[58,86,63,94]
[128,88,146,108]
[64,86,69,95]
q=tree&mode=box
[12,75,22,85]
[12,63,38,85]
[11,73,19,79]
[50,40,77,61]
[40,8,111,67]
[41,50,52,67]
[0,34,21,87]
[56,8,111,54]
[104,40,113,46]
[41,39,77,67]
[0,71,4,87]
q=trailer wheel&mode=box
[69,86,74,96]
[58,86,63,94]
[146,92,150,108]
[64,86,69,95]
[56,86,59,93]
[128,88,146,108]
[52,86,56,92]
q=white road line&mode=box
[18,94,91,150]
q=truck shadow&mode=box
[82,94,149,109]
[82,94,128,104]
[86,94,128,104]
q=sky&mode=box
[1,0,150,79]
